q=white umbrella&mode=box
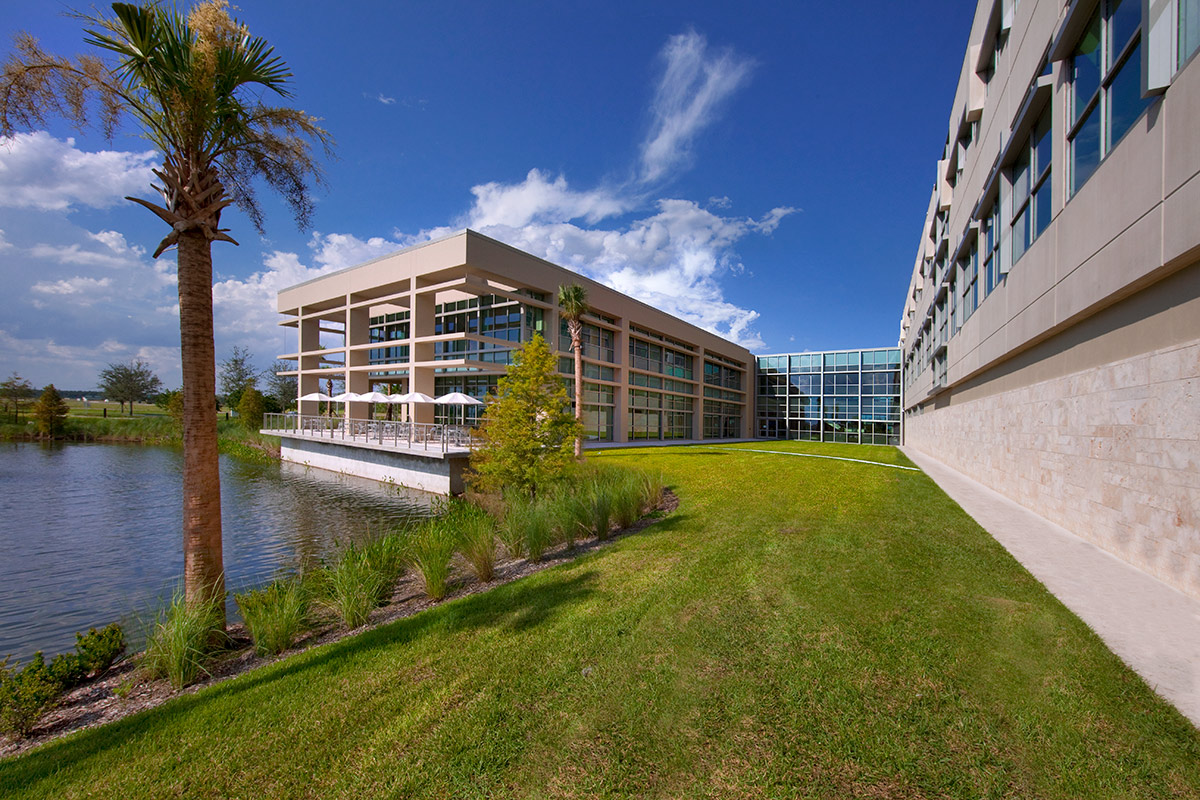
[393,391,435,403]
[330,392,361,403]
[390,391,435,423]
[433,392,484,406]
[357,391,392,403]
[298,392,332,401]
[435,392,484,426]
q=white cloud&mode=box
[0,229,9,250]
[0,132,157,211]
[456,196,795,349]
[639,30,754,184]
[31,275,112,297]
[463,169,631,229]
[377,93,396,105]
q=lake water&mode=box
[0,441,434,665]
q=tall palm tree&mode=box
[557,283,589,458]
[1,1,329,628]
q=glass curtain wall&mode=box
[756,349,901,445]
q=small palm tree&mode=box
[557,283,589,458]
[1,1,330,628]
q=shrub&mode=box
[48,652,86,689]
[450,501,497,582]
[0,653,64,737]
[314,546,384,629]
[75,623,126,676]
[406,519,459,600]
[235,579,310,656]
[142,593,224,689]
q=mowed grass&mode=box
[2,441,1198,798]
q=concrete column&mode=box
[298,313,322,416]
[694,349,706,441]
[409,288,437,424]
[346,303,372,420]
[612,320,628,443]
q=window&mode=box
[960,240,979,323]
[1011,107,1052,265]
[980,203,1001,297]
[1069,0,1154,196]
[1183,0,1200,68]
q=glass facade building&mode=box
[755,349,901,445]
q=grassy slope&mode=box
[2,442,1197,798]
[0,416,279,461]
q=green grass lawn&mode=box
[3,442,1197,798]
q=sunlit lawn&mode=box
[2,441,1197,798]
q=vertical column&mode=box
[298,313,322,416]
[612,319,628,443]
[409,287,437,424]
[346,302,371,420]
[694,349,706,441]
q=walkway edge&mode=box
[900,446,1200,729]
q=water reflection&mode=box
[0,442,433,663]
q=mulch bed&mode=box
[0,489,679,759]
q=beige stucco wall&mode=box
[906,333,1200,601]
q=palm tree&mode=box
[557,283,589,458]
[1,1,330,628]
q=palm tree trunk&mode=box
[571,325,584,459]
[177,229,226,629]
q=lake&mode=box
[0,441,434,665]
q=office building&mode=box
[899,0,1200,598]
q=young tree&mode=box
[0,373,35,423]
[1,2,330,626]
[263,361,297,412]
[557,284,589,458]
[98,359,163,415]
[33,384,70,438]
[218,345,257,410]
[469,333,583,499]
[236,386,265,431]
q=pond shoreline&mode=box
[0,489,679,760]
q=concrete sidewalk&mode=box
[901,446,1200,729]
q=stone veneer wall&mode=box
[905,340,1200,600]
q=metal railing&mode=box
[262,413,477,453]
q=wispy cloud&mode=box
[377,93,396,105]
[0,132,156,211]
[639,30,754,184]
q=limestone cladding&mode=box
[905,340,1200,600]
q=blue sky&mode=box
[0,1,976,388]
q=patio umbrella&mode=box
[330,392,361,403]
[391,391,435,423]
[357,391,392,403]
[434,391,484,426]
[298,392,331,401]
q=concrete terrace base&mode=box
[277,436,469,495]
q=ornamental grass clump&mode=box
[504,494,555,563]
[546,485,591,548]
[612,468,649,530]
[450,501,498,583]
[406,519,459,601]
[142,593,224,689]
[315,545,384,630]
[359,531,407,602]
[235,578,310,656]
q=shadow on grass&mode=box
[0,566,601,786]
